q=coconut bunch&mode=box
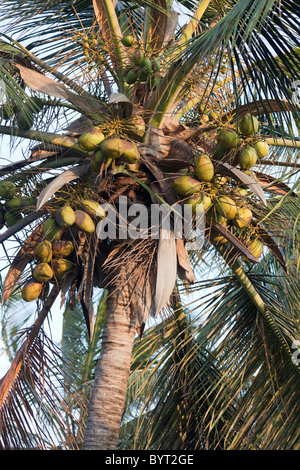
[0,179,36,229]
[170,112,278,265]
[121,35,161,91]
[20,198,106,303]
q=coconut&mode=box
[121,35,135,47]
[100,138,124,160]
[33,262,54,282]
[216,128,239,148]
[119,140,140,163]
[90,149,105,172]
[126,69,138,85]
[5,211,22,227]
[133,51,144,66]
[239,113,259,136]
[0,181,16,200]
[74,210,95,233]
[213,145,228,160]
[171,175,202,196]
[21,281,43,302]
[205,209,227,226]
[139,58,152,81]
[246,238,263,259]
[43,218,63,241]
[239,146,258,170]
[215,195,238,220]
[194,153,214,182]
[81,199,106,218]
[210,229,228,245]
[34,240,52,263]
[6,196,23,212]
[78,127,105,151]
[52,240,74,258]
[182,194,212,215]
[55,205,76,227]
[254,140,269,158]
[233,206,253,229]
[51,258,73,279]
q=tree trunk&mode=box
[82,281,137,450]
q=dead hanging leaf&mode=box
[213,223,260,264]
[176,238,195,284]
[254,171,298,197]
[2,224,44,305]
[109,92,133,118]
[215,162,267,206]
[36,164,90,211]
[155,228,177,315]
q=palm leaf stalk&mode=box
[0,0,299,450]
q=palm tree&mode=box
[0,0,299,450]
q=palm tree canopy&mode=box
[0,0,299,450]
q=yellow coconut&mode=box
[239,146,258,170]
[77,126,105,151]
[233,206,253,229]
[34,240,52,263]
[194,154,214,182]
[215,195,238,220]
[33,262,54,282]
[254,140,269,158]
[119,140,140,164]
[21,280,43,302]
[52,240,74,258]
[74,210,95,233]
[171,175,202,197]
[81,199,106,218]
[210,229,228,245]
[55,205,76,228]
[51,259,74,279]
[239,113,259,136]
[100,138,124,160]
[183,194,212,215]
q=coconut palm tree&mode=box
[0,0,299,450]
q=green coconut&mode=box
[233,206,253,229]
[74,210,95,233]
[78,127,105,151]
[5,211,22,227]
[171,175,202,197]
[194,153,214,182]
[213,145,228,160]
[120,140,140,163]
[182,194,212,215]
[239,113,259,136]
[121,35,135,47]
[33,262,54,282]
[139,58,152,81]
[6,196,23,212]
[90,149,105,172]
[133,50,144,66]
[55,205,76,228]
[0,181,16,200]
[254,140,269,158]
[215,195,238,220]
[217,128,239,149]
[100,138,124,160]
[21,280,43,302]
[126,69,138,85]
[239,146,258,170]
[51,258,73,279]
[52,240,74,258]
[81,199,106,218]
[34,240,52,263]
[43,218,63,241]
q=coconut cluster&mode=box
[21,199,106,302]
[171,113,267,261]
[0,96,44,130]
[0,180,36,229]
[121,35,161,90]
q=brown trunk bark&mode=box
[82,281,137,450]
